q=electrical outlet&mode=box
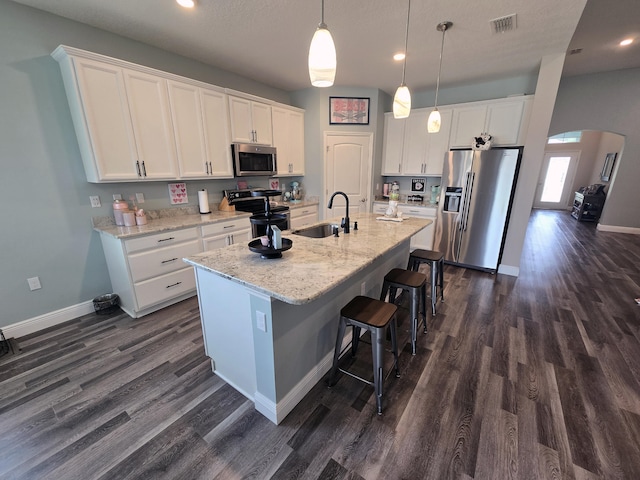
[27,276,41,291]
[89,196,101,208]
[113,194,122,200]
[135,193,145,203]
[256,311,267,332]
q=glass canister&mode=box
[112,199,130,226]
[389,181,400,201]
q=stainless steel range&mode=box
[224,188,290,237]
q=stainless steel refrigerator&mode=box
[434,147,522,273]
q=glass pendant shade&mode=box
[427,108,441,133]
[393,85,411,119]
[308,25,336,87]
[428,21,451,134]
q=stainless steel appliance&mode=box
[231,143,277,177]
[434,147,522,273]
[224,188,289,237]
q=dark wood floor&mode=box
[1,210,639,479]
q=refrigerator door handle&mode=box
[461,172,475,231]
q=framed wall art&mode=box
[600,152,617,182]
[329,97,370,125]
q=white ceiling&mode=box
[10,0,640,95]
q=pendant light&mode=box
[393,0,412,119]
[308,0,337,87]
[428,21,452,133]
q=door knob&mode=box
[361,198,366,202]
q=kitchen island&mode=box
[183,212,431,424]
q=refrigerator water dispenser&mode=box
[443,187,463,212]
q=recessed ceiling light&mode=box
[394,53,406,61]
[620,38,634,46]
[177,0,195,8]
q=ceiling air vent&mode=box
[490,14,517,34]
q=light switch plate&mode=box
[135,193,145,203]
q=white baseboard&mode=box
[597,224,640,234]
[2,301,95,339]
[254,331,354,425]
[497,264,520,277]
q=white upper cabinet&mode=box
[272,106,305,175]
[167,81,233,179]
[228,96,273,145]
[382,108,452,176]
[450,96,533,148]
[122,69,177,179]
[424,109,452,175]
[61,56,140,181]
[53,45,304,183]
[54,47,178,182]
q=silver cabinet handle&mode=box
[136,161,141,177]
[223,224,236,229]
[157,237,175,243]
[208,162,212,174]
[166,281,182,289]
[161,258,178,264]
[141,161,147,177]
[205,162,209,175]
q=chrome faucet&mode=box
[328,191,350,233]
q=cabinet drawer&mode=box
[373,203,388,215]
[290,205,318,218]
[128,239,201,283]
[125,227,198,253]
[201,218,249,237]
[398,205,437,218]
[134,267,196,309]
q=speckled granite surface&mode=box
[93,210,251,239]
[92,200,321,239]
[183,213,432,305]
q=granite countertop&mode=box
[183,212,432,305]
[93,210,251,239]
[93,200,321,240]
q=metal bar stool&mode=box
[407,249,445,316]
[380,268,427,355]
[328,296,400,415]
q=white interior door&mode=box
[324,132,372,220]
[534,151,580,209]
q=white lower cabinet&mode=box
[99,227,202,318]
[201,217,252,250]
[290,204,319,229]
[373,202,437,250]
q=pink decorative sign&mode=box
[329,97,370,124]
[168,183,188,205]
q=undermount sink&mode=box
[291,223,339,238]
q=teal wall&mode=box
[549,68,640,228]
[0,0,291,328]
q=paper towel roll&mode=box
[198,189,211,214]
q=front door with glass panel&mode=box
[534,151,580,210]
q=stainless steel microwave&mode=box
[231,143,277,177]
